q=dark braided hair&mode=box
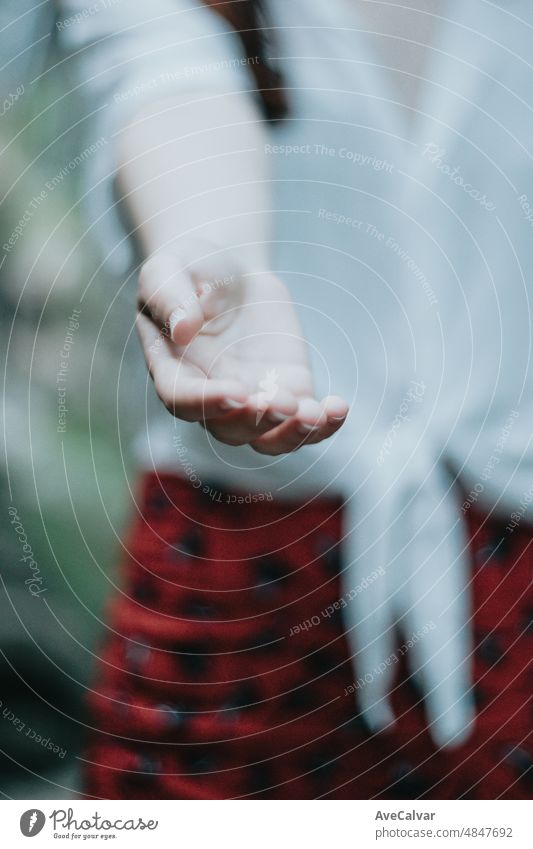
[201,0,287,119]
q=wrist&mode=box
[141,238,273,278]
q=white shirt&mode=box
[57,0,533,746]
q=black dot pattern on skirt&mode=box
[83,473,533,800]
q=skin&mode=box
[119,91,349,453]
[136,253,348,454]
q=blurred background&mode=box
[0,4,143,798]
[2,0,531,806]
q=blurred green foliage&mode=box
[1,38,144,797]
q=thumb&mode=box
[183,244,243,333]
[138,253,205,346]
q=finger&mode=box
[159,374,249,422]
[138,254,204,345]
[136,312,247,421]
[250,396,348,455]
[136,310,172,377]
[248,397,323,454]
[322,395,350,424]
[205,389,298,446]
[182,244,242,326]
[293,395,349,445]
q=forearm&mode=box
[116,90,272,270]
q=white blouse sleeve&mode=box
[55,0,258,271]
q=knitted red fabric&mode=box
[81,473,533,799]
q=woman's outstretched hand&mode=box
[136,252,349,454]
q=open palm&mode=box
[136,253,348,454]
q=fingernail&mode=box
[328,414,347,422]
[298,422,320,434]
[220,399,246,411]
[268,411,291,423]
[169,308,187,337]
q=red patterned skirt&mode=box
[83,472,533,799]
